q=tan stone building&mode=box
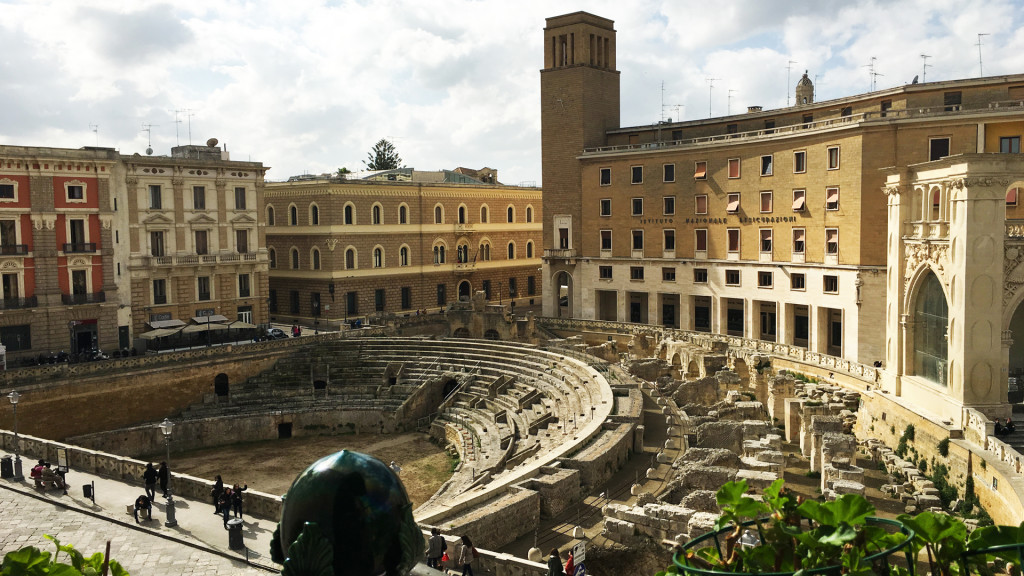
[263,169,542,329]
[118,142,269,340]
[0,146,120,360]
[540,11,1024,367]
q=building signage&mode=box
[638,216,800,226]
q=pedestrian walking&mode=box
[425,527,446,569]
[157,462,169,497]
[142,463,158,501]
[211,475,224,514]
[231,483,247,519]
[547,548,565,576]
[458,535,477,576]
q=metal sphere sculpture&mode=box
[271,450,424,576]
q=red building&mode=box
[0,146,119,361]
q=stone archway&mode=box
[458,281,472,301]
[670,353,682,380]
[453,327,470,338]
[214,373,229,397]
[687,360,700,380]
[553,270,574,318]
[484,329,500,340]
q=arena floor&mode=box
[167,432,453,508]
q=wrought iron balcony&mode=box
[0,296,37,310]
[61,292,106,305]
[64,243,97,253]
[0,244,28,255]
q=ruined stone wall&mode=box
[515,465,580,519]
[68,410,390,457]
[440,487,540,549]
[560,422,634,489]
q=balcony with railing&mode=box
[0,296,37,310]
[62,292,106,305]
[146,252,265,267]
[0,244,28,256]
[543,248,577,260]
[63,243,97,253]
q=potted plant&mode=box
[666,479,913,576]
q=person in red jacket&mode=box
[564,551,574,576]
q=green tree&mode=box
[364,139,402,170]
[336,167,351,178]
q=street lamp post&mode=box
[158,418,177,527]
[7,391,23,481]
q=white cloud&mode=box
[0,0,1020,185]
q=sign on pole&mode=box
[572,541,586,563]
[574,563,586,576]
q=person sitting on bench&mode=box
[134,495,152,522]
[39,463,66,491]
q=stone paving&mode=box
[0,448,277,575]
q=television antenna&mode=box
[786,60,798,106]
[977,33,990,76]
[660,82,684,123]
[728,89,737,115]
[89,124,99,146]
[706,78,721,118]
[863,57,883,91]
[920,54,932,83]
[141,123,159,155]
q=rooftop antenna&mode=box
[863,57,882,91]
[977,33,990,76]
[141,123,159,155]
[89,124,99,146]
[186,109,195,145]
[920,54,932,83]
[660,82,684,124]
[174,110,184,146]
[728,89,737,115]
[786,60,798,106]
[706,78,721,118]
[814,73,821,100]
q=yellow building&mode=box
[118,141,269,341]
[263,169,542,329]
[541,11,1024,367]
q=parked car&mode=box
[263,328,289,340]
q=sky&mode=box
[2,0,1024,186]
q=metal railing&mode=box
[0,244,28,255]
[63,243,96,253]
[0,296,37,310]
[61,292,106,305]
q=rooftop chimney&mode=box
[747,106,763,113]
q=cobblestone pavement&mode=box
[0,484,273,575]
[0,447,279,575]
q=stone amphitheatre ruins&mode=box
[2,292,1023,574]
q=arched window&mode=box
[266,206,275,226]
[399,205,408,224]
[291,248,300,269]
[400,246,409,266]
[434,205,443,224]
[457,244,469,263]
[480,206,489,223]
[479,242,490,261]
[269,248,277,268]
[433,244,446,264]
[289,205,298,226]
[345,248,356,269]
[372,204,382,225]
[507,206,514,223]
[914,272,948,385]
[458,206,467,224]
[526,206,533,223]
[311,248,321,270]
[507,242,516,259]
[526,241,534,258]
[373,247,383,268]
[344,204,354,225]
[310,204,319,225]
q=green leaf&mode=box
[817,523,858,546]
[716,480,749,508]
[826,494,875,526]
[108,560,131,576]
[1,546,52,576]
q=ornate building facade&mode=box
[0,146,120,359]
[263,170,542,329]
[118,142,269,338]
[540,11,1024,373]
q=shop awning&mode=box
[191,315,229,324]
[148,319,186,329]
[138,327,183,340]
[183,323,230,334]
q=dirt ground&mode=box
[165,432,452,508]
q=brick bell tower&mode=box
[540,12,620,317]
